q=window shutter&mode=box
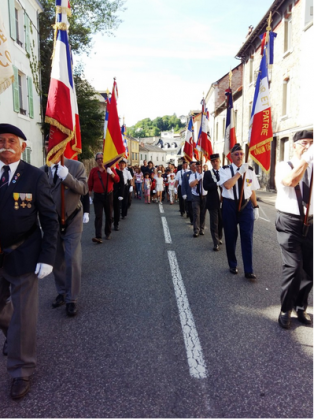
[12,65,20,112]
[27,77,34,118]
[8,0,16,41]
[25,13,31,54]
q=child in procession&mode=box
[143,172,152,204]
[155,171,164,203]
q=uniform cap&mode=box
[0,124,27,141]
[231,143,243,153]
[210,153,220,160]
[120,158,127,163]
[293,130,313,142]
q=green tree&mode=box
[39,0,125,130]
[73,70,104,160]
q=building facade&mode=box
[0,0,44,167]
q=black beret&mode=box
[196,161,202,165]
[210,153,220,160]
[231,143,243,153]
[0,123,27,141]
[293,130,313,142]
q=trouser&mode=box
[169,189,175,203]
[93,192,113,237]
[209,207,223,246]
[113,194,120,227]
[222,199,254,273]
[121,185,129,217]
[53,214,82,303]
[192,195,206,234]
[178,186,185,214]
[275,211,313,313]
[135,182,142,198]
[186,200,193,223]
[0,269,38,377]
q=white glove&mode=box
[238,163,249,175]
[198,173,204,180]
[57,165,69,180]
[182,194,187,200]
[129,186,133,192]
[35,263,53,279]
[302,145,313,163]
[174,188,177,194]
[89,196,93,204]
[253,207,259,221]
[118,196,123,201]
[107,167,113,175]
[83,213,89,223]
[152,190,155,194]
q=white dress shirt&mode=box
[218,163,260,200]
[0,160,20,184]
[189,172,207,196]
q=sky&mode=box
[80,0,275,127]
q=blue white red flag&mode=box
[260,31,277,66]
[197,99,213,160]
[248,47,273,172]
[183,116,194,162]
[121,123,129,158]
[224,88,237,162]
[45,0,81,164]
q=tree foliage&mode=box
[127,114,185,138]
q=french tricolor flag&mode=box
[183,116,194,162]
[224,88,237,162]
[45,0,81,164]
[197,100,213,160]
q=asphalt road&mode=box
[0,197,312,418]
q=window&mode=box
[284,14,292,53]
[282,78,290,116]
[22,147,31,164]
[249,56,254,84]
[12,66,34,117]
[140,154,142,160]
[304,0,313,27]
[280,137,289,161]
[14,5,24,47]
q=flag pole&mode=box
[303,171,313,236]
[60,154,66,230]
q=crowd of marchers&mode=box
[0,122,312,401]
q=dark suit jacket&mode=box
[181,170,193,201]
[203,170,220,211]
[0,160,58,276]
[113,168,125,198]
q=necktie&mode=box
[214,170,220,181]
[0,166,10,200]
[53,165,59,184]
[302,167,311,205]
[237,168,243,201]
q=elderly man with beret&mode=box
[276,130,313,329]
[0,124,58,399]
[218,143,260,279]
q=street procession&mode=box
[0,0,312,417]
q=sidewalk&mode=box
[256,189,277,206]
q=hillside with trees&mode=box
[127,114,185,138]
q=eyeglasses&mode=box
[96,157,103,160]
[296,141,313,147]
[232,152,244,157]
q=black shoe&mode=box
[10,377,30,400]
[199,231,204,236]
[3,339,8,356]
[278,311,291,329]
[213,245,219,251]
[66,302,77,317]
[245,272,257,279]
[92,237,102,244]
[296,310,312,325]
[193,233,199,238]
[52,294,65,308]
[105,235,111,240]
[181,213,184,217]
[229,267,238,274]
[114,226,119,231]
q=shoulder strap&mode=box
[229,165,238,201]
[288,161,304,219]
[97,170,106,193]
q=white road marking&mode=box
[167,250,207,379]
[259,216,270,222]
[159,203,164,213]
[161,217,172,243]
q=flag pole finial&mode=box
[229,70,233,88]
[266,12,272,43]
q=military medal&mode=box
[26,193,32,208]
[13,193,20,210]
[20,193,27,208]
